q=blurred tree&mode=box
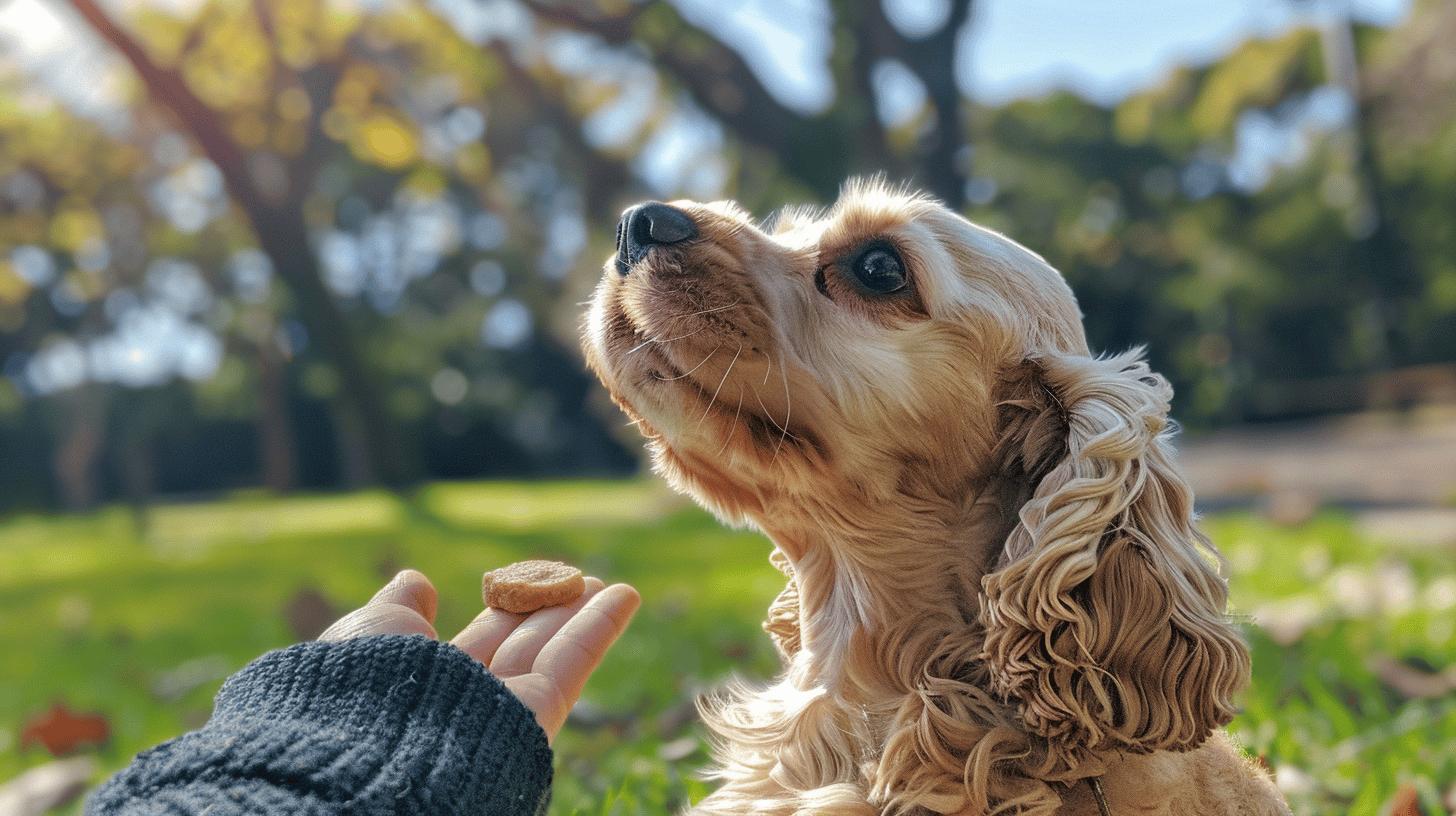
[67,0,408,485]
[974,1,1456,421]
[1356,0,1456,368]
[2,0,1454,511]
[3,0,649,504]
[522,0,978,206]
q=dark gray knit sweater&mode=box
[86,635,553,815]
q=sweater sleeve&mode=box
[86,635,553,816]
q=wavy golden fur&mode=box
[582,181,1289,815]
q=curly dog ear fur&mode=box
[982,350,1250,761]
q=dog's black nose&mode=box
[615,202,696,274]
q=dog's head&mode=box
[583,180,1247,761]
[583,181,1084,521]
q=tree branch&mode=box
[408,0,640,217]
[497,56,638,217]
[250,0,290,92]
[526,0,798,139]
[861,0,975,208]
[523,1,647,44]
[67,0,270,217]
[519,0,853,197]
[66,0,408,486]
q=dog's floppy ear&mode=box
[982,351,1249,759]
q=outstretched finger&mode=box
[453,577,605,667]
[450,606,526,665]
[531,583,640,701]
[487,578,606,678]
[319,602,437,642]
[367,569,438,624]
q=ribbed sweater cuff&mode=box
[88,635,553,815]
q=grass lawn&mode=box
[1,481,1453,814]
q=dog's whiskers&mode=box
[654,344,722,381]
[771,348,793,463]
[697,343,743,427]
[666,300,741,321]
[754,390,803,446]
[627,327,703,355]
[717,390,744,456]
[625,300,741,355]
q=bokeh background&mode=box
[2,0,1454,813]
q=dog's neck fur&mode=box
[695,482,1041,814]
[759,466,1023,683]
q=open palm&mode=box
[319,569,639,742]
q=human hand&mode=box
[319,568,640,742]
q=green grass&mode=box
[1,482,1452,814]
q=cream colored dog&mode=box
[582,181,1289,815]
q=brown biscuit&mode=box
[481,560,586,614]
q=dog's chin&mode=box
[590,280,827,476]
[600,316,752,447]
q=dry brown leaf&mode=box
[19,704,110,756]
[1389,784,1423,816]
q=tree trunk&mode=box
[250,205,406,485]
[1322,9,1420,372]
[67,0,408,487]
[255,334,297,492]
[120,430,155,540]
[52,387,106,510]
[914,3,973,210]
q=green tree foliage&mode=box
[0,0,1452,509]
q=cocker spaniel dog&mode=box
[582,181,1290,815]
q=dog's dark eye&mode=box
[851,247,906,294]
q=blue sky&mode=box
[0,0,1414,114]
[632,0,1410,192]
[965,0,1410,104]
[665,0,1412,113]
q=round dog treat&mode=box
[482,560,586,613]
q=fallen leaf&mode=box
[0,756,96,816]
[658,736,699,762]
[1370,656,1456,700]
[19,704,110,756]
[284,586,338,640]
[1389,783,1423,816]
[151,655,232,702]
